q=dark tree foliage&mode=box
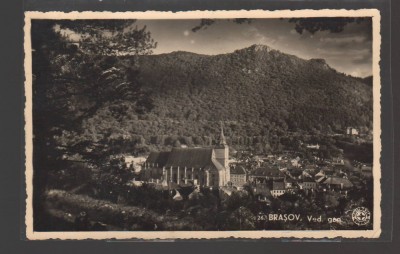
[192,17,371,35]
[57,20,157,56]
[67,44,372,156]
[31,20,157,230]
[288,17,371,34]
[192,18,252,32]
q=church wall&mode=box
[145,164,228,187]
[214,147,229,168]
[214,147,229,186]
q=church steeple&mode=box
[219,121,227,146]
[214,121,230,186]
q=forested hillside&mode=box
[74,44,372,154]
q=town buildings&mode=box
[346,127,359,136]
[248,167,285,182]
[300,177,317,190]
[319,176,354,190]
[271,181,286,197]
[230,165,247,188]
[360,164,373,178]
[143,125,230,188]
[141,126,369,200]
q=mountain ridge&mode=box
[150,44,366,79]
[80,44,373,151]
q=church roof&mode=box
[146,147,227,172]
[146,151,170,167]
[146,125,230,171]
[165,148,214,168]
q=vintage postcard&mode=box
[24,9,382,240]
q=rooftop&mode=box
[165,148,214,168]
[250,166,284,177]
[146,151,170,167]
[303,177,316,183]
[272,181,285,190]
[322,176,353,188]
[146,147,225,171]
[230,165,246,175]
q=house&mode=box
[346,127,359,136]
[320,176,353,190]
[306,144,320,150]
[220,185,238,196]
[252,182,272,202]
[315,170,325,179]
[332,157,345,165]
[304,164,317,173]
[316,176,327,184]
[321,166,335,176]
[333,164,347,173]
[143,125,230,188]
[302,170,313,178]
[124,155,147,172]
[300,177,317,190]
[290,156,301,167]
[287,168,303,179]
[284,177,298,193]
[230,165,247,188]
[284,177,295,189]
[360,164,373,178]
[270,181,286,198]
[249,166,285,182]
[251,183,271,198]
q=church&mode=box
[142,125,230,188]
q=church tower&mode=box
[214,122,230,185]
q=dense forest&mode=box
[57,44,373,155]
[138,44,373,133]
[32,20,373,161]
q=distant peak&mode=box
[309,58,331,70]
[158,51,205,57]
[309,58,327,64]
[171,50,192,54]
[248,44,272,52]
[169,51,199,55]
[234,44,273,54]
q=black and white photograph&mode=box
[24,10,381,239]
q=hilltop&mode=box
[80,44,373,152]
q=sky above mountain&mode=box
[135,19,372,78]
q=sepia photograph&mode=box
[24,10,381,239]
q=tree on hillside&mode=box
[31,20,157,230]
